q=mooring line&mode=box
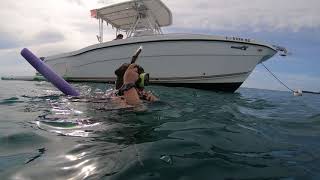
[261,62,294,92]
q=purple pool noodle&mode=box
[21,48,80,96]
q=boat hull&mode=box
[44,34,277,92]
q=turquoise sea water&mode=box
[0,80,320,180]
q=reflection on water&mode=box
[0,81,320,179]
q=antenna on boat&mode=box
[131,46,143,64]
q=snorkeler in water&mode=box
[105,46,158,106]
[114,63,158,105]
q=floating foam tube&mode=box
[21,48,80,96]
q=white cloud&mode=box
[0,0,318,52]
[0,0,107,50]
[1,0,318,49]
[0,49,35,76]
[163,0,320,32]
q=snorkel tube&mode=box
[131,46,143,64]
[130,46,150,88]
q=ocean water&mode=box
[0,80,320,180]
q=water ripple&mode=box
[1,81,320,179]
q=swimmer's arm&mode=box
[123,88,142,105]
[122,64,143,106]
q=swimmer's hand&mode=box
[123,64,142,106]
[141,91,158,102]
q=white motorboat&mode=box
[44,0,287,92]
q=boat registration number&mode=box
[225,36,251,43]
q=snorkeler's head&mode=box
[114,63,149,90]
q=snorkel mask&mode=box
[135,65,150,88]
[136,73,150,88]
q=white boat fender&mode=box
[294,89,303,96]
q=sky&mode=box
[0,0,319,92]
